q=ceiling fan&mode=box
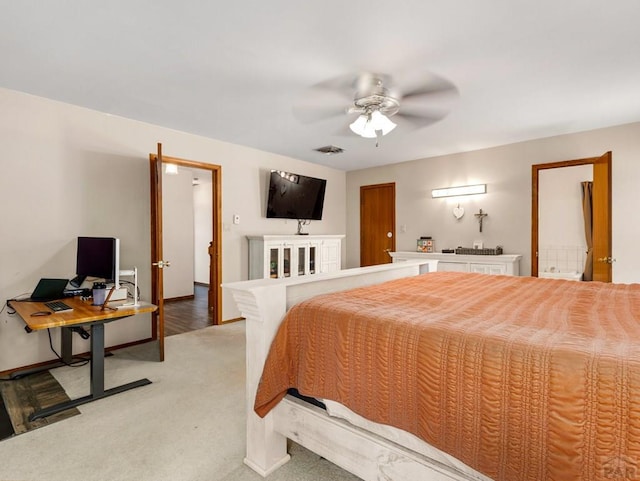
[293,71,459,144]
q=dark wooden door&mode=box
[360,183,395,266]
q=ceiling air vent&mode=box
[314,145,344,155]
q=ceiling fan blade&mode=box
[312,73,359,93]
[402,83,458,101]
[399,79,458,122]
[293,70,458,132]
[293,71,398,124]
[397,71,459,101]
[393,111,449,129]
[293,103,348,124]
[292,74,359,123]
[292,90,351,123]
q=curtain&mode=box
[581,181,593,281]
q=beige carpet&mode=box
[0,322,357,481]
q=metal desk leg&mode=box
[61,327,73,365]
[90,323,105,397]
[28,321,151,422]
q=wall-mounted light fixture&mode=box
[431,184,486,198]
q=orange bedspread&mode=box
[255,272,640,481]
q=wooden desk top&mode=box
[9,296,157,331]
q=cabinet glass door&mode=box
[298,247,306,276]
[309,246,316,274]
[269,248,279,278]
[282,247,291,277]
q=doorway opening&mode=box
[150,145,222,360]
[531,151,611,282]
[164,284,214,336]
[162,166,217,336]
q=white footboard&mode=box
[224,260,481,480]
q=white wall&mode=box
[538,165,592,274]
[193,177,213,284]
[162,169,195,299]
[539,165,592,248]
[346,122,640,283]
[0,87,346,372]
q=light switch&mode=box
[233,214,240,225]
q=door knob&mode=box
[152,260,171,268]
[387,232,393,238]
[597,257,616,264]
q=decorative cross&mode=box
[474,209,488,232]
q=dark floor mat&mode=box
[0,392,14,440]
[0,370,79,439]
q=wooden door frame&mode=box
[150,146,165,361]
[150,152,223,328]
[531,151,612,279]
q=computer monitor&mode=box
[72,237,120,287]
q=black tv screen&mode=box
[266,170,327,220]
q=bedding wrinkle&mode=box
[464,333,486,468]
[255,272,640,480]
[332,305,351,403]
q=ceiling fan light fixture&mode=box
[349,114,376,138]
[349,114,368,137]
[349,110,397,138]
[370,110,397,135]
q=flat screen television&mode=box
[71,236,120,287]
[266,170,327,220]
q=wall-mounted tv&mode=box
[266,170,327,220]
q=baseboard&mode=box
[0,337,155,377]
[222,317,245,324]
[164,294,195,303]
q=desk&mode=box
[9,297,157,421]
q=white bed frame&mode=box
[224,260,486,481]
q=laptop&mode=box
[30,278,69,302]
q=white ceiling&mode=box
[2,1,640,171]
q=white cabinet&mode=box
[320,240,341,273]
[248,235,344,280]
[390,251,522,276]
[469,263,509,275]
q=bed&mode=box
[224,261,640,481]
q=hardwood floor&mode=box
[163,284,214,337]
